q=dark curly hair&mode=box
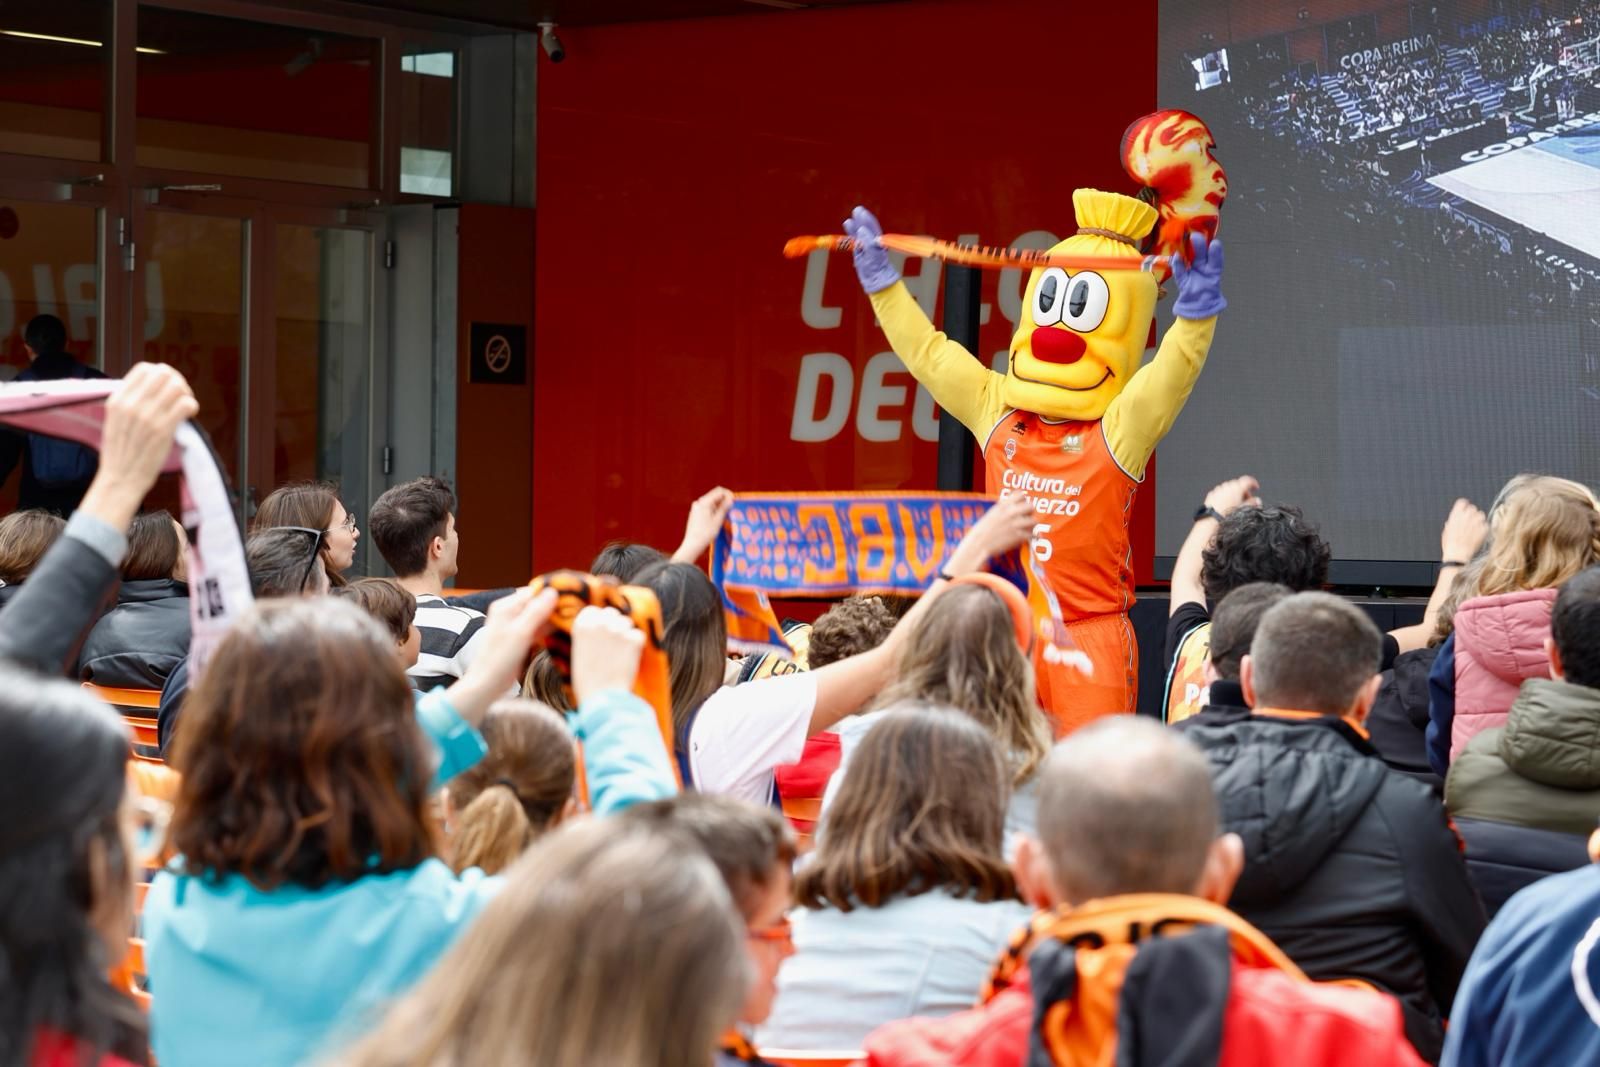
[807,595,896,668]
[1200,505,1330,604]
[168,598,439,889]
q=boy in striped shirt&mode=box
[369,477,486,692]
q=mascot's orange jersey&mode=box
[984,410,1140,731]
[985,411,1137,620]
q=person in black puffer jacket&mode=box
[1183,593,1485,1064]
[1366,645,1443,793]
[79,511,191,690]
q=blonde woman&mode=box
[825,582,1053,848]
[336,818,749,1067]
[1427,474,1600,774]
[442,700,577,875]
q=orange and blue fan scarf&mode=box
[710,491,1026,656]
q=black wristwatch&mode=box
[1194,504,1224,523]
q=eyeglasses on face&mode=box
[329,511,358,535]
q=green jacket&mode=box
[1446,678,1600,836]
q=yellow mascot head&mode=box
[1001,188,1159,423]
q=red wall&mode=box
[533,0,1161,577]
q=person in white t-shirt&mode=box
[635,492,1038,807]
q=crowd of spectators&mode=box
[2,356,1600,1067]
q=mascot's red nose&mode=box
[1030,327,1087,365]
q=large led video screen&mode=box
[1157,0,1600,579]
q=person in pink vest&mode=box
[1427,475,1600,775]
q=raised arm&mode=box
[1390,499,1486,654]
[670,486,735,565]
[804,491,1037,736]
[1102,236,1223,479]
[1169,475,1260,617]
[848,207,1005,436]
[568,604,677,813]
[0,364,197,675]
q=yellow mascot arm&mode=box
[868,281,1006,437]
[1102,315,1216,480]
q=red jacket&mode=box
[861,896,1427,1067]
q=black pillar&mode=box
[936,264,980,491]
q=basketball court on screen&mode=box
[1429,136,1600,262]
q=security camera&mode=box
[538,22,565,63]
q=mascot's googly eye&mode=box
[1031,267,1068,327]
[1061,272,1110,333]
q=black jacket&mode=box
[78,578,191,690]
[0,350,106,515]
[1368,646,1443,793]
[1182,713,1486,1064]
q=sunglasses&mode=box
[275,526,327,592]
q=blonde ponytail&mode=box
[445,700,577,875]
[450,783,534,875]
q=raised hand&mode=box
[671,486,735,564]
[1171,233,1226,320]
[570,605,646,706]
[1204,475,1261,518]
[1440,498,1488,563]
[842,206,901,294]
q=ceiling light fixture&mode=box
[0,29,164,54]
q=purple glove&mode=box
[842,206,901,294]
[1170,233,1226,320]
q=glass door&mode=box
[270,221,376,571]
[132,203,247,508]
[131,196,377,540]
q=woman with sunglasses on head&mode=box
[154,527,332,756]
[254,481,360,587]
[0,670,149,1067]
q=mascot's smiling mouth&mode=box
[1011,362,1113,392]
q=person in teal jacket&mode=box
[145,590,675,1067]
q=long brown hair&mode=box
[796,704,1017,911]
[0,509,64,584]
[1436,475,1600,641]
[254,481,346,586]
[335,819,748,1067]
[168,598,438,889]
[879,583,1051,786]
[635,561,727,747]
[446,701,576,875]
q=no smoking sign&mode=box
[468,322,527,385]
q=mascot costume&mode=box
[841,113,1227,733]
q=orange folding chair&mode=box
[82,683,163,763]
